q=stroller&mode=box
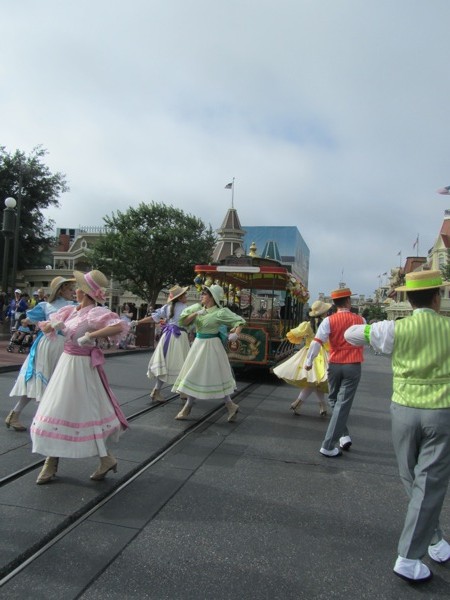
[7,314,35,354]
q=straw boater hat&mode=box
[73,270,108,303]
[395,270,450,292]
[47,276,76,303]
[309,300,332,317]
[168,285,189,302]
[203,284,225,307]
[330,287,353,300]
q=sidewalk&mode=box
[0,338,150,373]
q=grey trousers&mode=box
[391,403,450,559]
[321,363,361,450]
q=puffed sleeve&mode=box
[26,303,47,323]
[286,321,312,344]
[49,304,76,324]
[87,307,130,341]
[37,305,75,338]
[178,303,203,327]
[216,307,246,328]
[151,305,169,323]
[87,306,125,328]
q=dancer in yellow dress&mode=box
[273,300,331,416]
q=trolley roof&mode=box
[194,263,291,290]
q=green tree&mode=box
[0,146,69,273]
[89,202,216,305]
[440,249,450,281]
[362,304,387,322]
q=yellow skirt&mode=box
[273,345,329,392]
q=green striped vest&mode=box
[393,310,450,408]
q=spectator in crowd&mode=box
[36,288,46,303]
[6,290,28,332]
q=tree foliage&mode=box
[0,146,69,271]
[440,249,450,282]
[88,202,216,304]
[362,304,387,322]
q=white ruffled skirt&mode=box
[147,330,190,384]
[172,337,236,399]
[10,335,65,401]
[30,352,122,458]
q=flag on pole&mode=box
[225,182,233,189]
[413,235,419,249]
[437,186,450,195]
[397,251,401,256]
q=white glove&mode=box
[130,320,138,327]
[228,332,239,342]
[196,309,207,316]
[50,321,64,331]
[77,332,93,346]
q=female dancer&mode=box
[30,270,129,485]
[273,300,331,416]
[172,284,245,422]
[5,276,76,432]
[135,285,190,402]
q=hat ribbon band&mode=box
[85,272,106,301]
[406,277,442,289]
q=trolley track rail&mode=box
[0,381,257,585]
[0,387,181,487]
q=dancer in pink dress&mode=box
[31,270,130,485]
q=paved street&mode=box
[0,349,449,599]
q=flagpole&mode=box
[225,178,236,208]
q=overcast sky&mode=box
[2,0,450,300]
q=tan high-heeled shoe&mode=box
[36,457,59,484]
[175,404,192,420]
[5,410,27,432]
[90,454,118,480]
[226,401,239,422]
[290,399,303,415]
[150,388,165,403]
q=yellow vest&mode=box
[393,310,450,408]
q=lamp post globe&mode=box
[5,197,16,209]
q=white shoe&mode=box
[339,435,352,451]
[319,447,342,457]
[428,539,450,563]
[393,556,432,583]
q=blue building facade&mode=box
[242,226,310,288]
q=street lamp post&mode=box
[11,171,23,291]
[109,273,114,310]
[1,197,17,295]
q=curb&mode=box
[0,347,151,374]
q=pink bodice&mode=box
[48,305,129,344]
